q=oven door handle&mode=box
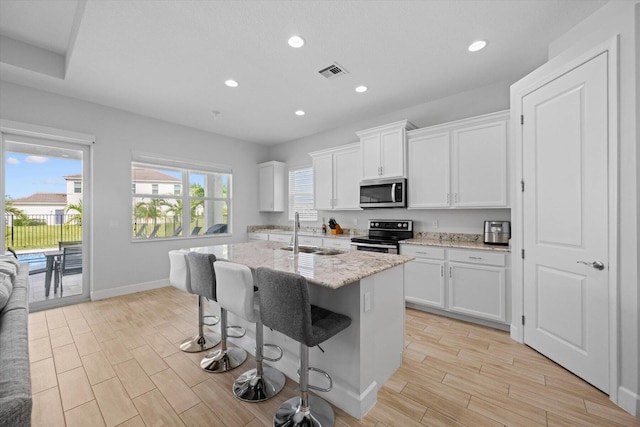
[391,183,396,203]
[351,242,396,250]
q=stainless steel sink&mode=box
[280,246,345,256]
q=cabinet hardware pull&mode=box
[446,193,450,204]
[416,251,428,255]
[440,265,444,276]
[469,256,483,260]
[454,193,459,203]
[449,267,452,278]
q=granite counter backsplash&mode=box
[403,232,510,252]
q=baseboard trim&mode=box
[617,385,640,417]
[91,278,168,301]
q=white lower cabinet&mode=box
[268,233,291,243]
[322,237,352,250]
[247,232,269,241]
[401,245,509,325]
[299,236,323,247]
[448,262,506,322]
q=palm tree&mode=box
[65,200,83,225]
[5,197,26,219]
[135,198,166,227]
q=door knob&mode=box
[577,260,605,270]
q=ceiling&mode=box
[0,0,607,145]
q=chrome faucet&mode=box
[293,211,300,257]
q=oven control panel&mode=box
[368,220,413,231]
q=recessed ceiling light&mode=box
[468,40,487,52]
[225,79,239,87]
[288,35,305,48]
[295,110,305,116]
[355,85,368,93]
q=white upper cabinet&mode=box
[310,143,361,211]
[407,111,509,209]
[357,120,417,180]
[407,131,451,208]
[258,161,285,212]
[453,120,508,207]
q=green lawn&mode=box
[5,225,82,251]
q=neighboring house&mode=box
[10,192,67,225]
[9,168,181,223]
[131,167,181,196]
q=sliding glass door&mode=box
[3,133,91,310]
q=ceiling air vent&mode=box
[318,62,348,79]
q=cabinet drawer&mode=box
[322,238,352,250]
[448,249,505,266]
[268,233,291,243]
[299,236,322,247]
[400,245,445,260]
[247,232,269,241]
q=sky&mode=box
[5,152,82,199]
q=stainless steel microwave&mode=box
[359,178,406,208]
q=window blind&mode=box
[288,167,317,221]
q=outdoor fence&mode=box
[4,213,82,250]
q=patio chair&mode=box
[173,226,183,236]
[191,226,202,236]
[135,224,147,238]
[148,224,161,238]
[204,223,227,234]
[59,240,82,250]
[58,246,82,295]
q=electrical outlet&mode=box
[364,292,372,312]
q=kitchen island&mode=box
[189,240,412,419]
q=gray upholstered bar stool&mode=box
[214,261,286,402]
[168,250,220,352]
[256,267,352,427]
[187,254,247,373]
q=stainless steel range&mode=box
[350,220,413,254]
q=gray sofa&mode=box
[0,256,32,427]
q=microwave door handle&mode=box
[391,183,396,203]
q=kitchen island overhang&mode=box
[187,240,412,419]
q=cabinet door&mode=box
[313,154,334,210]
[448,262,505,322]
[333,147,361,210]
[404,259,445,309]
[258,164,274,211]
[380,127,406,178]
[408,132,451,208]
[299,236,322,247]
[452,120,508,207]
[360,133,382,180]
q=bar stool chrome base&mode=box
[274,395,334,427]
[179,332,220,353]
[200,347,246,373]
[233,366,286,402]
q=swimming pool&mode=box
[15,252,47,273]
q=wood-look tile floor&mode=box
[28,286,639,427]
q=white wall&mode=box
[265,80,513,234]
[0,81,268,296]
[547,0,639,415]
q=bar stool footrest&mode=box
[262,343,283,362]
[203,315,220,327]
[296,366,333,393]
[226,325,246,339]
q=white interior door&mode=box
[522,52,609,392]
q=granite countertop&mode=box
[247,226,365,240]
[191,240,412,289]
[402,237,511,252]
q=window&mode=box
[131,152,232,240]
[288,167,317,221]
[74,181,82,193]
